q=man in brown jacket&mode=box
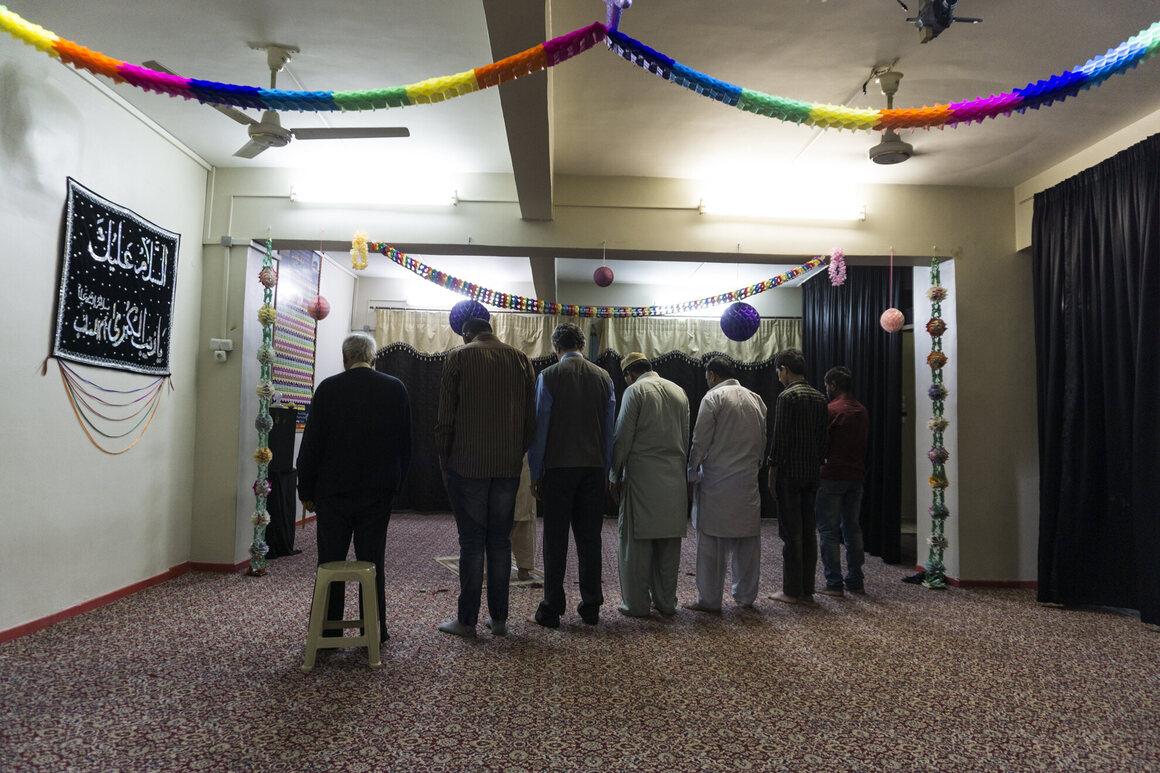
[435,317,536,638]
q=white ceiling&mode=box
[6,0,1160,290]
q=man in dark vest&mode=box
[528,322,616,628]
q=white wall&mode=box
[0,50,208,630]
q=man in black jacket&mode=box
[298,333,412,643]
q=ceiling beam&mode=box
[528,255,557,301]
[481,0,553,221]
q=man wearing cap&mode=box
[435,317,536,638]
[608,352,690,617]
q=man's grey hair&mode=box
[342,332,377,365]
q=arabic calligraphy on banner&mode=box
[53,178,180,375]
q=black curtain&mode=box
[802,267,903,563]
[1032,133,1160,626]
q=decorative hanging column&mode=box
[248,238,278,577]
[923,256,950,589]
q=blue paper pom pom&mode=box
[449,300,490,336]
[720,302,760,342]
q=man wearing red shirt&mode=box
[816,367,870,596]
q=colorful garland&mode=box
[361,239,830,318]
[2,5,1158,132]
[247,238,278,577]
[923,257,950,590]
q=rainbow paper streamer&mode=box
[364,241,827,319]
[2,5,1157,131]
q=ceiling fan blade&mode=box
[143,59,258,127]
[233,140,268,159]
[289,127,410,140]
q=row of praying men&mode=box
[296,322,868,642]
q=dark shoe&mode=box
[846,584,866,594]
[380,628,390,641]
[485,618,507,636]
[533,610,560,629]
[517,568,532,581]
[437,620,476,638]
[818,587,845,597]
[581,614,599,625]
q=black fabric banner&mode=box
[53,178,180,375]
[1032,133,1160,626]
[802,267,903,564]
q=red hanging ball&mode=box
[306,295,331,321]
[594,266,615,287]
[880,308,904,333]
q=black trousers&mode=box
[776,477,819,598]
[537,466,605,622]
[315,490,393,637]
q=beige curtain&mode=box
[597,316,800,363]
[374,309,598,357]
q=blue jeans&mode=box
[445,470,520,625]
[815,479,865,590]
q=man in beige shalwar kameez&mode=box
[608,352,690,617]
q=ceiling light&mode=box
[290,175,456,207]
[698,196,866,222]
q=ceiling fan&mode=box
[143,43,409,159]
[868,71,915,165]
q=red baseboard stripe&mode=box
[1,563,189,643]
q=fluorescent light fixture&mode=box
[290,173,457,207]
[698,180,865,222]
[699,196,865,222]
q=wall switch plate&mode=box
[210,338,234,351]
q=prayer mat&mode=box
[434,556,544,587]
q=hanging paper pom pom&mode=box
[258,267,278,288]
[926,318,947,337]
[928,474,949,490]
[929,536,948,549]
[928,384,949,401]
[256,382,275,399]
[594,266,615,287]
[249,542,269,559]
[253,478,271,496]
[929,503,950,520]
[880,308,904,333]
[720,302,761,342]
[256,344,277,364]
[251,510,271,528]
[827,248,847,286]
[926,351,948,370]
[253,447,273,465]
[449,299,490,335]
[351,232,369,270]
[927,417,949,432]
[306,295,331,321]
[257,305,277,326]
[255,414,274,433]
[926,286,948,302]
[927,446,950,465]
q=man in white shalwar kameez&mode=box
[684,357,768,612]
[608,353,690,617]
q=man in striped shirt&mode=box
[767,348,829,605]
[435,317,536,638]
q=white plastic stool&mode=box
[301,560,381,672]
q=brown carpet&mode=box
[1,513,1157,772]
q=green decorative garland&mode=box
[923,256,950,589]
[247,238,278,577]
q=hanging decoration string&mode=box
[924,256,951,590]
[355,237,834,317]
[55,361,165,455]
[248,237,279,577]
[3,6,1158,132]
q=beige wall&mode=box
[0,49,208,630]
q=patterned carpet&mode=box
[2,513,1158,772]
